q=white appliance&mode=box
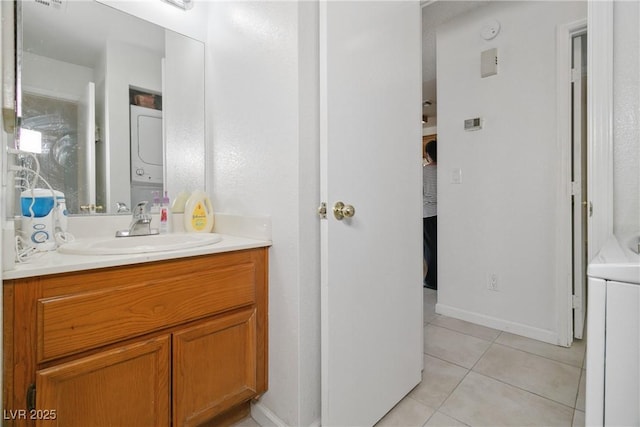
[585,233,640,426]
[130,105,163,185]
[20,189,68,250]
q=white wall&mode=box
[21,52,93,101]
[206,2,320,425]
[96,0,208,43]
[436,2,586,344]
[612,1,640,237]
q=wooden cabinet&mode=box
[173,309,256,427]
[3,248,268,427]
[36,335,170,427]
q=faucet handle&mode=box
[116,202,130,213]
[133,201,149,217]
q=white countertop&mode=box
[3,213,272,281]
[3,233,271,280]
[587,232,640,284]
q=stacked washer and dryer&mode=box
[130,104,163,208]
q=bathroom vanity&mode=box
[3,237,269,427]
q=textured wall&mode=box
[613,1,640,237]
[436,1,587,343]
[206,2,321,425]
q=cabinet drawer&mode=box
[37,263,256,362]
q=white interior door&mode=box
[572,34,587,339]
[77,81,96,209]
[320,2,423,426]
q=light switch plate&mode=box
[481,48,498,77]
[451,168,462,184]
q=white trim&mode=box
[251,401,322,427]
[21,85,79,103]
[435,303,561,346]
[251,401,287,427]
[555,18,587,348]
[587,1,614,261]
[584,278,606,425]
[420,1,437,9]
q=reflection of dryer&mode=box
[130,105,163,184]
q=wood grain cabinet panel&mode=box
[37,263,256,362]
[35,335,170,427]
[173,308,257,427]
[4,248,268,427]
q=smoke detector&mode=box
[480,20,501,41]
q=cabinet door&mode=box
[604,280,640,426]
[173,308,257,427]
[35,336,170,427]
[585,277,605,426]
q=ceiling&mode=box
[25,0,486,125]
[421,1,490,122]
[22,0,164,69]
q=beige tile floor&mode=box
[234,287,586,427]
[377,288,586,427]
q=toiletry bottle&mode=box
[184,190,214,233]
[171,191,189,214]
[159,191,170,234]
[151,191,161,214]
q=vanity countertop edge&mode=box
[3,234,271,281]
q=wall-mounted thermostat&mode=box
[464,118,482,131]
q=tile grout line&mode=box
[417,366,474,427]
[426,320,503,344]
[422,289,580,425]
[471,343,581,410]
[469,369,580,412]
[426,310,586,369]
[490,340,586,369]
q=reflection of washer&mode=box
[130,105,163,184]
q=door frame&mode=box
[571,32,588,340]
[555,18,586,347]
[555,2,613,347]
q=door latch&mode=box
[317,202,327,219]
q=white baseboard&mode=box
[251,402,285,427]
[250,402,320,427]
[435,303,561,346]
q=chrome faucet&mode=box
[115,201,159,237]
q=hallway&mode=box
[374,288,586,426]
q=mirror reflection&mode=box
[18,0,205,214]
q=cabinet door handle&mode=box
[27,383,36,411]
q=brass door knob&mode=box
[333,201,355,220]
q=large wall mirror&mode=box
[17,0,205,215]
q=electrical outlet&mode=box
[487,273,498,291]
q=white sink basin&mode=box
[58,233,223,255]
